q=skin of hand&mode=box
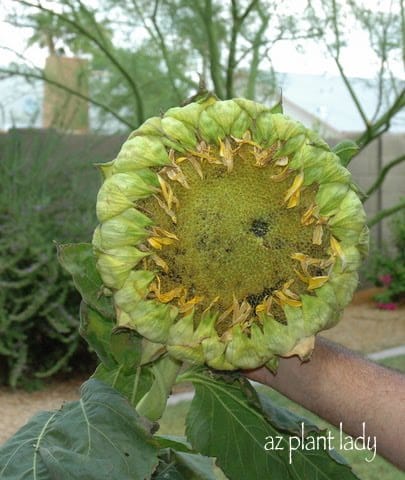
[245,336,405,471]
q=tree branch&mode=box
[330,0,370,132]
[367,198,405,227]
[226,0,258,98]
[198,0,224,98]
[240,0,259,22]
[74,0,111,50]
[365,154,405,199]
[334,57,370,129]
[245,6,269,99]
[355,88,405,149]
[226,0,240,99]
[150,0,183,101]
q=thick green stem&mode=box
[136,355,182,421]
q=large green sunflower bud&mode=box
[93,96,368,371]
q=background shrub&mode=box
[366,208,405,309]
[0,129,122,387]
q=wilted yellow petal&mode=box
[191,141,221,164]
[163,165,190,189]
[255,296,273,315]
[203,295,220,313]
[270,165,291,182]
[330,235,346,268]
[157,174,178,210]
[218,137,234,172]
[151,253,169,273]
[307,276,329,290]
[231,130,259,149]
[158,287,185,303]
[312,224,324,245]
[218,304,233,324]
[154,195,177,224]
[274,290,302,307]
[291,252,307,262]
[275,156,289,167]
[153,227,178,240]
[255,303,266,313]
[283,286,300,300]
[147,237,163,249]
[188,156,204,179]
[294,268,309,284]
[301,204,317,225]
[284,170,304,208]
[232,298,252,325]
[179,295,204,313]
[331,236,344,259]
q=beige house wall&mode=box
[43,55,89,132]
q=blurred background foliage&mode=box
[0,0,404,386]
[0,131,124,387]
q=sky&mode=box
[269,0,404,79]
[0,0,404,79]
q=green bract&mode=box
[93,96,368,371]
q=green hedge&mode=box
[0,130,121,387]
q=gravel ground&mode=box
[1,299,404,445]
[0,376,85,445]
[321,303,405,353]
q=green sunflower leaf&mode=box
[332,140,359,167]
[57,242,114,319]
[154,435,228,479]
[79,301,116,368]
[93,363,154,409]
[0,379,159,480]
[156,449,228,480]
[155,435,193,452]
[152,460,185,479]
[181,368,360,480]
[256,391,320,436]
[270,97,283,114]
[110,326,143,372]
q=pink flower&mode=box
[378,274,392,287]
[377,302,398,311]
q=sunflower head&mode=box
[93,96,368,370]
